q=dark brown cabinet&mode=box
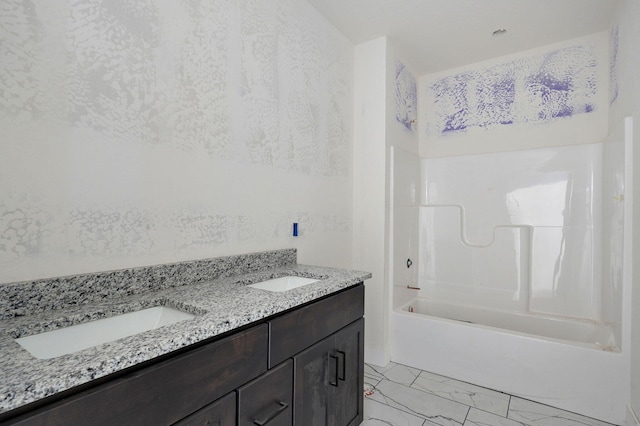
[329,319,364,426]
[268,283,364,368]
[238,360,293,426]
[0,284,364,426]
[293,319,364,426]
[173,392,236,426]
[293,333,335,425]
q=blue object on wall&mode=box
[293,223,298,237]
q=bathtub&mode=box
[390,297,629,424]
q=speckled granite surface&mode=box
[0,249,371,415]
[1,249,297,319]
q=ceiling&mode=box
[306,0,619,75]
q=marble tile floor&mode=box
[363,362,617,426]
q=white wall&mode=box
[353,37,420,366]
[353,37,388,365]
[419,32,610,158]
[383,42,422,362]
[386,44,421,314]
[609,0,640,423]
[0,0,354,284]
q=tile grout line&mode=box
[412,367,513,420]
[462,405,471,425]
[409,369,420,388]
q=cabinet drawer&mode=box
[237,360,293,426]
[7,324,268,426]
[268,284,364,367]
[172,392,236,426]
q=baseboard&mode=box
[628,405,640,426]
[364,345,390,367]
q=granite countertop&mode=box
[0,250,371,416]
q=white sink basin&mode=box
[248,276,319,292]
[15,306,196,359]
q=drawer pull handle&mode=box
[337,350,346,381]
[329,354,339,387]
[254,401,288,426]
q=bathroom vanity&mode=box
[0,250,370,426]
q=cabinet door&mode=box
[172,392,236,426]
[329,319,364,426]
[293,335,334,426]
[238,360,293,426]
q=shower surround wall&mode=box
[610,1,640,423]
[0,1,354,284]
[393,136,625,334]
[390,122,631,424]
[419,144,603,323]
[390,29,630,423]
[407,29,613,324]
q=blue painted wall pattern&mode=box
[395,61,417,133]
[476,63,516,127]
[429,45,598,135]
[432,74,470,132]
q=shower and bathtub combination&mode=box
[389,118,632,425]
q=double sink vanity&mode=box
[0,249,371,425]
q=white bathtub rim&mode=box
[395,299,620,352]
[398,297,607,326]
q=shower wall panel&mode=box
[418,206,530,312]
[420,144,603,321]
[391,147,421,308]
[601,119,629,346]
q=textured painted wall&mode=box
[394,60,417,133]
[0,0,353,283]
[428,45,597,135]
[419,32,609,157]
